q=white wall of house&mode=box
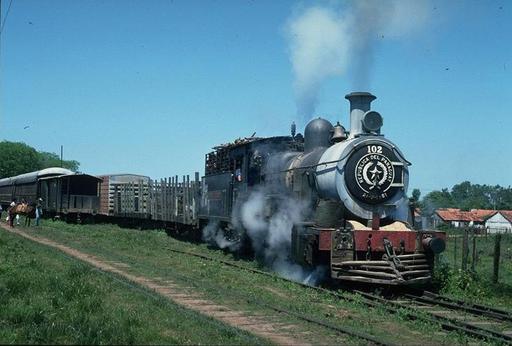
[451,221,469,228]
[485,212,512,233]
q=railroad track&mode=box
[163,247,393,345]
[165,247,512,345]
[4,226,392,346]
[356,290,512,345]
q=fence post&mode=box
[471,230,477,272]
[453,235,458,269]
[493,233,502,283]
[462,228,469,270]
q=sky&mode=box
[0,0,510,196]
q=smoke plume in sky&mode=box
[286,0,431,120]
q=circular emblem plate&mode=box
[344,144,403,204]
[355,153,394,194]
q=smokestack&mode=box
[345,92,376,138]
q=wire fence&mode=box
[444,228,512,283]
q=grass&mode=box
[433,227,512,310]
[0,229,269,345]
[10,219,491,345]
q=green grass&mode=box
[0,229,269,345]
[12,220,490,345]
[433,229,512,310]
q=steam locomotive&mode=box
[202,92,445,285]
[0,91,445,286]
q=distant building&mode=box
[484,211,512,234]
[432,208,495,229]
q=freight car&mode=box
[0,168,101,220]
[97,174,151,219]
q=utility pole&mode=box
[60,145,63,167]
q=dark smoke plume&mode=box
[286,0,431,120]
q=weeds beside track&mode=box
[6,221,497,345]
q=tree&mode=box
[411,189,421,203]
[38,151,79,172]
[0,141,41,178]
[420,182,512,212]
[0,141,80,178]
[422,188,454,215]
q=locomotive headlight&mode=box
[362,111,383,133]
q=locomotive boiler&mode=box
[200,92,446,285]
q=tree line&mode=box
[0,141,80,179]
[411,181,512,213]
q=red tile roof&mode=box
[470,209,496,220]
[435,208,496,222]
[436,209,473,222]
[498,211,512,223]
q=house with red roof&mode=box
[484,211,512,233]
[432,208,495,229]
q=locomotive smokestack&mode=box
[345,92,376,138]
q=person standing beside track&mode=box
[8,199,16,227]
[35,198,43,227]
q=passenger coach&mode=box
[0,167,101,220]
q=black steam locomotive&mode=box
[1,92,445,286]
[200,92,445,285]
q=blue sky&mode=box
[0,0,510,196]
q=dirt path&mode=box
[1,225,312,345]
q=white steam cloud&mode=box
[202,221,241,252]
[237,190,326,285]
[286,0,431,120]
[202,189,327,285]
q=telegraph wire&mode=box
[1,0,14,34]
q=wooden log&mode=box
[166,178,170,220]
[171,176,175,221]
[168,176,172,221]
[182,175,186,222]
[175,175,178,218]
[193,172,199,221]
